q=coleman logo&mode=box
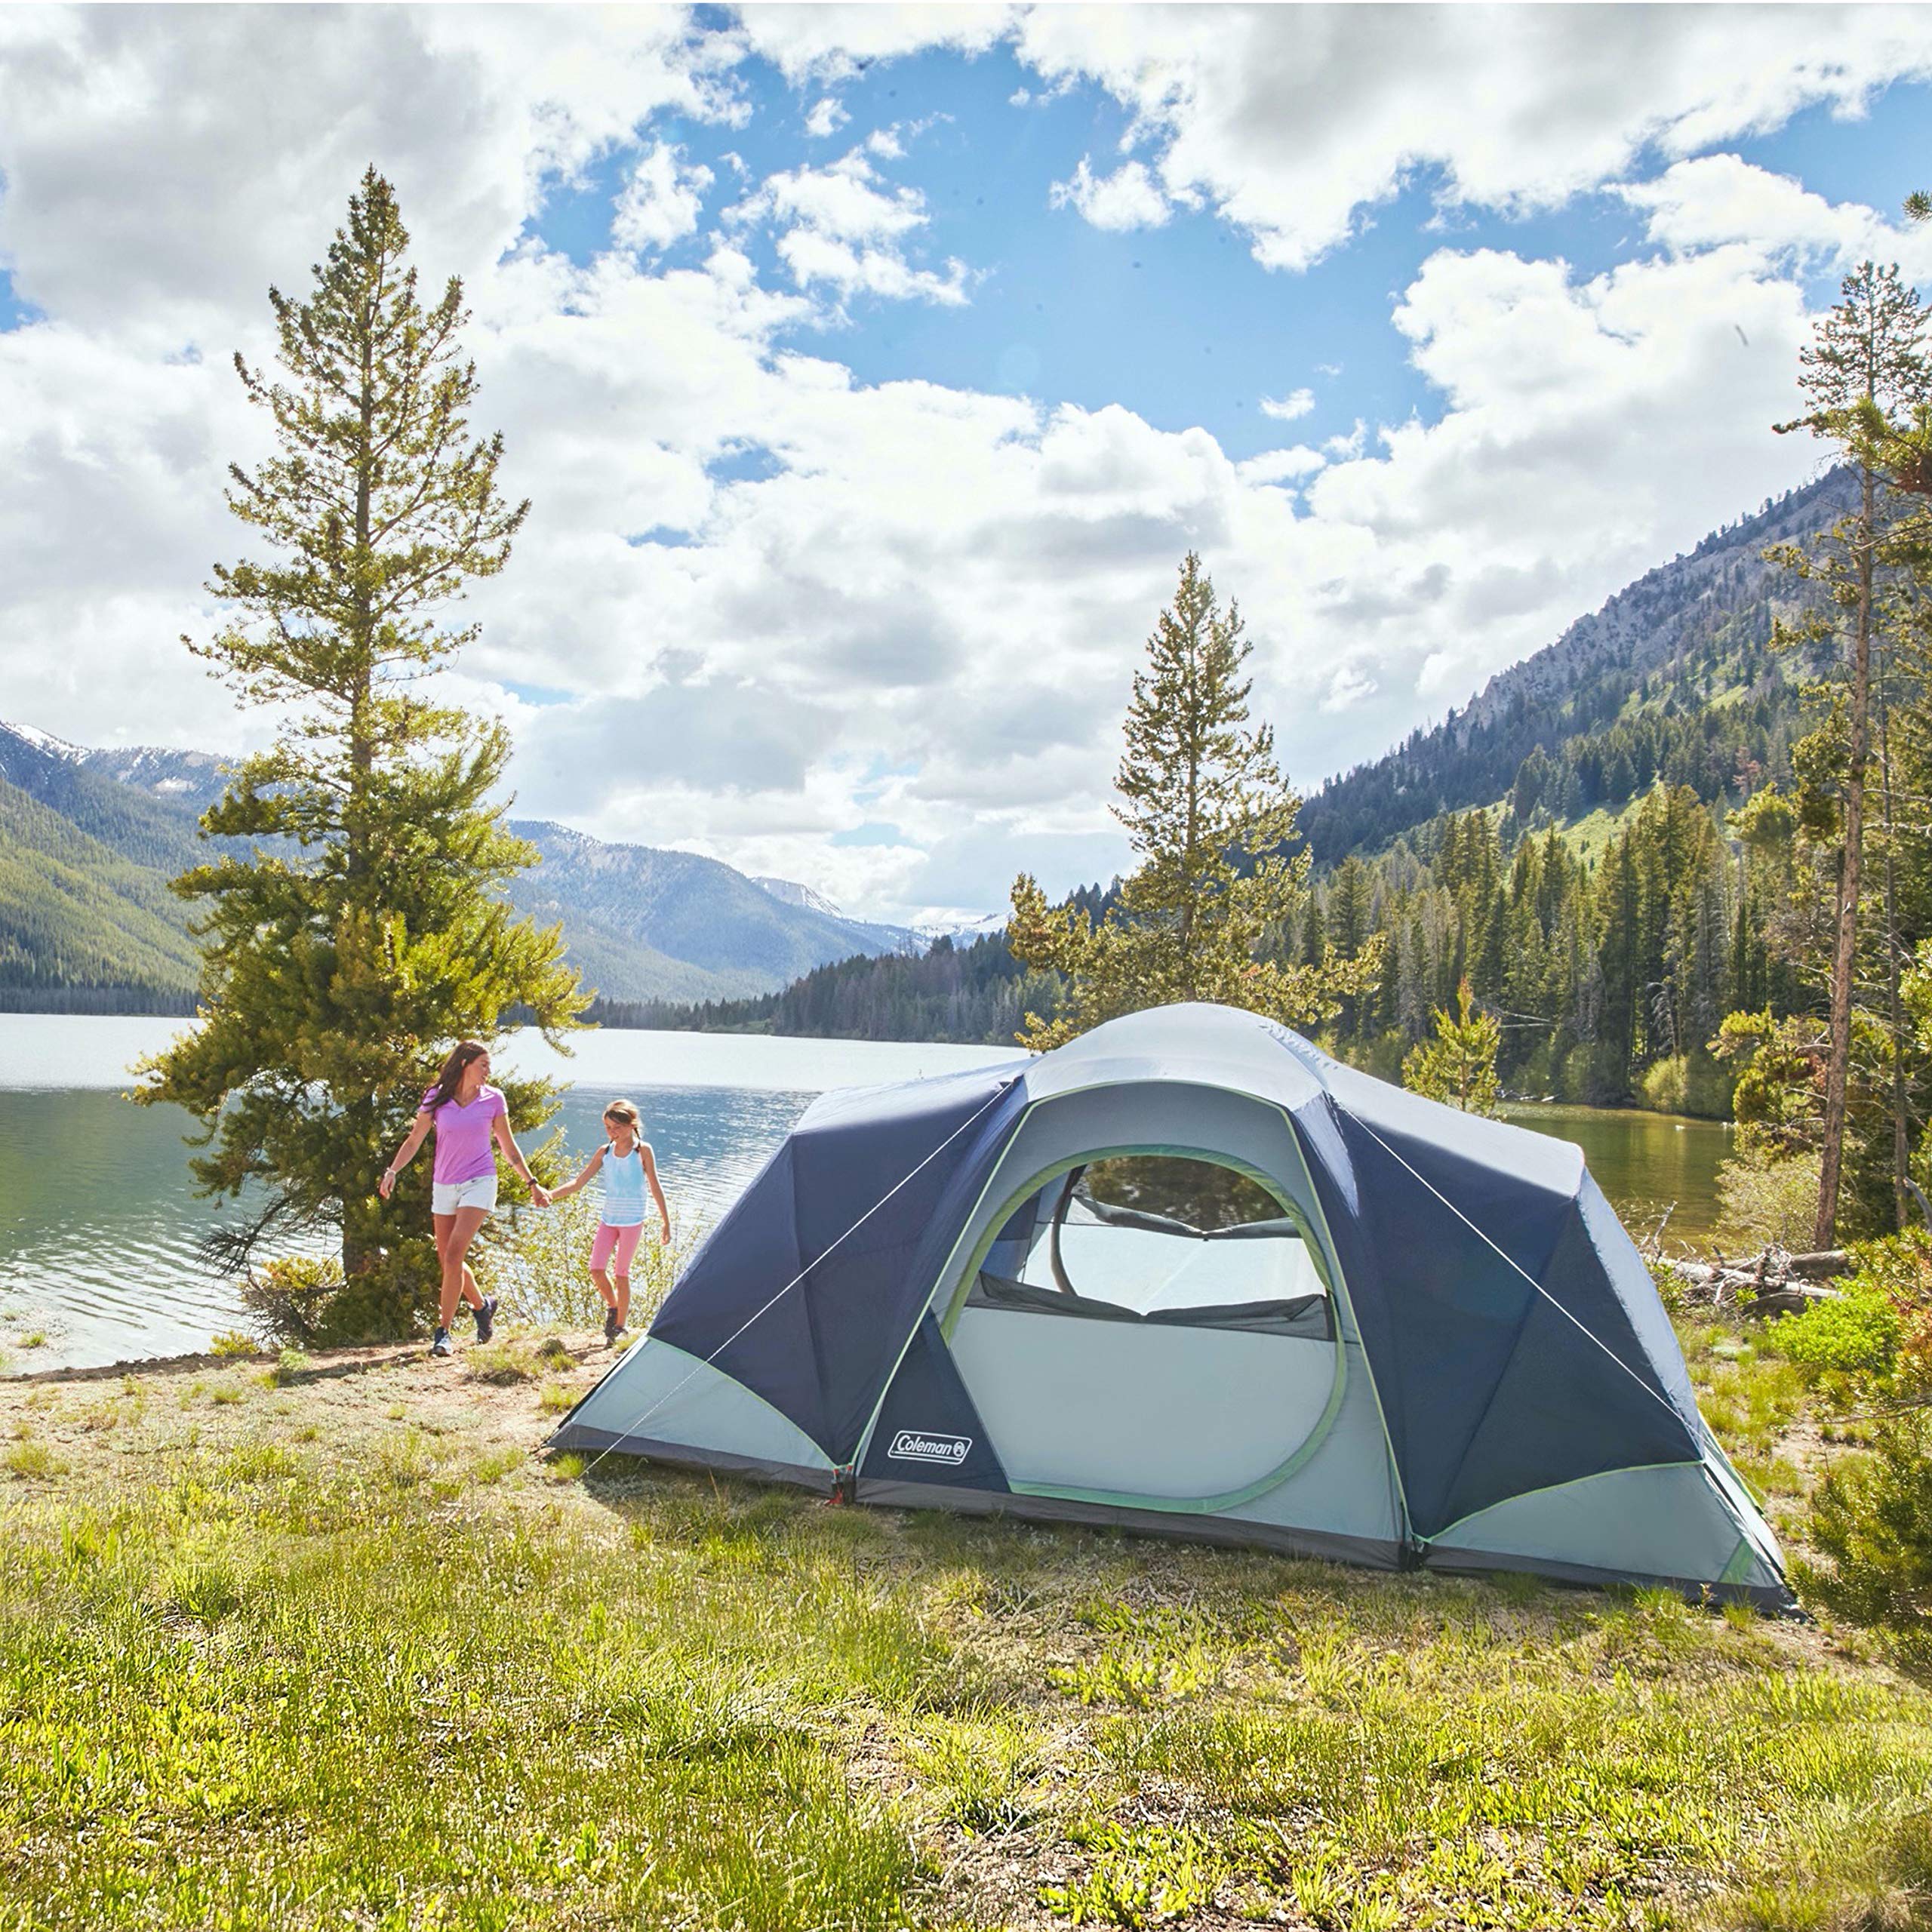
[888,1429,971,1467]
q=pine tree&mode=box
[1009,554,1382,1048]
[1402,980,1502,1115]
[1773,261,1929,1242]
[135,170,583,1337]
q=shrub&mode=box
[1653,1263,1695,1317]
[1769,1293,1901,1379]
[1640,1055,1689,1115]
[240,1256,347,1349]
[208,1331,257,1358]
[1715,1145,1821,1251]
[1798,1407,1932,1662]
[1639,1050,1733,1119]
[1842,1228,1932,1304]
[242,1245,451,1349]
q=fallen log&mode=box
[1661,1253,1845,1315]
[1783,1249,1852,1282]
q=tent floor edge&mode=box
[1423,1544,1798,1614]
[854,1477,1405,1570]
[546,1426,830,1494]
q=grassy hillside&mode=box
[2,1302,1928,1929]
[0,777,199,1010]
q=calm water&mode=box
[1498,1103,1733,1251]
[0,1017,1730,1371]
[0,1018,1017,1372]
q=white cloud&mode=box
[730,150,969,306]
[0,8,736,344]
[733,150,924,244]
[804,95,848,139]
[0,7,1919,926]
[1623,155,1932,279]
[1238,446,1325,485]
[1049,156,1170,232]
[1260,388,1315,422]
[1322,420,1367,460]
[730,3,1015,84]
[1013,7,1932,266]
[611,140,714,253]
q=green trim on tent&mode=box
[1420,1457,1706,1545]
[1004,1336,1350,1515]
[1718,1535,1761,1587]
[847,1081,1415,1548]
[901,1127,1352,1515]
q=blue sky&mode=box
[3,7,1931,921]
[528,48,1932,460]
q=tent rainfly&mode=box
[551,1003,1789,1607]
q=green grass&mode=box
[1,1325,1929,1930]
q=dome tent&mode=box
[551,1004,1788,1607]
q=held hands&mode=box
[529,1183,552,1208]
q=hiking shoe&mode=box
[603,1306,620,1346]
[474,1295,498,1345]
[430,1327,453,1358]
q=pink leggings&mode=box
[589,1222,643,1273]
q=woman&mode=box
[380,1041,549,1358]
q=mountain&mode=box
[1297,468,1850,861]
[0,723,925,1011]
[750,875,922,955]
[752,875,838,917]
[0,466,1860,1020]
[503,822,923,1002]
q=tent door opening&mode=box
[945,1153,1346,1507]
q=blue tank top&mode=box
[601,1145,648,1226]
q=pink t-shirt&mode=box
[420,1084,506,1186]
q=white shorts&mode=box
[432,1175,498,1217]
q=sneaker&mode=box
[603,1306,619,1346]
[474,1295,498,1345]
[430,1327,453,1358]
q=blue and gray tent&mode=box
[552,1003,1788,1607]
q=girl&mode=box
[380,1041,550,1358]
[549,1100,672,1346]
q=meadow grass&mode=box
[0,1324,1928,1930]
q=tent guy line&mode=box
[571,1076,1020,1487]
[553,1005,1785,1602]
[1339,1108,1692,1437]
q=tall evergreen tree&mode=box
[1009,554,1381,1048]
[1772,260,1928,1242]
[136,170,583,1335]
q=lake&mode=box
[0,1016,1733,1372]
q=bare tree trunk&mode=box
[1814,463,1877,1246]
[1878,657,1910,1228]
